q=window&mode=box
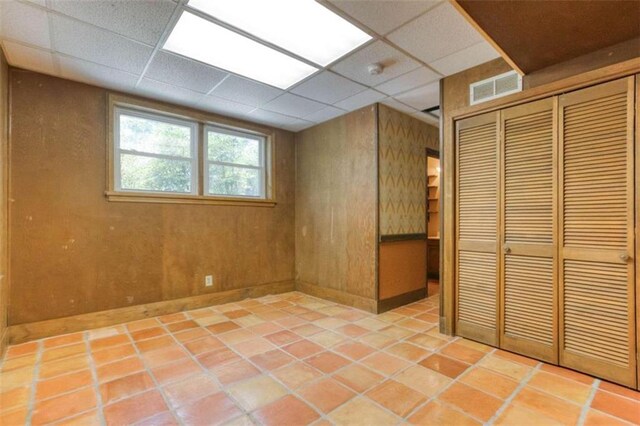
[108,96,274,206]
[115,108,198,194]
[205,126,266,198]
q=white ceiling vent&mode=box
[469,71,522,105]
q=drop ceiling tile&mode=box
[284,119,315,132]
[144,51,228,94]
[387,2,484,64]
[198,95,256,118]
[290,71,366,104]
[331,40,421,86]
[23,0,47,7]
[380,98,416,115]
[429,41,500,76]
[375,67,440,96]
[334,88,386,111]
[247,109,299,128]
[2,41,56,75]
[58,55,139,92]
[304,105,347,123]
[136,78,205,110]
[262,93,326,118]
[51,15,153,74]
[412,111,439,127]
[394,81,439,110]
[0,1,51,49]
[329,0,440,35]
[210,75,283,107]
[49,0,177,46]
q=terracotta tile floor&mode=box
[1,292,639,426]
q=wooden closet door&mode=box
[635,74,640,390]
[456,112,499,345]
[559,77,636,387]
[500,98,558,363]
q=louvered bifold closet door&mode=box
[500,98,558,363]
[559,77,636,387]
[456,112,499,345]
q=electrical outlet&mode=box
[205,275,213,287]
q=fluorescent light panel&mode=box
[163,12,317,89]
[188,0,372,66]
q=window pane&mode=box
[208,164,261,197]
[120,154,192,193]
[120,113,192,158]
[207,130,260,166]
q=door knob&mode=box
[620,253,630,262]
[504,246,511,254]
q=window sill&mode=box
[105,191,277,207]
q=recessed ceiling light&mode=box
[187,0,372,66]
[163,12,318,89]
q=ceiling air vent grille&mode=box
[470,71,522,105]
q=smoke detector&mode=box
[368,63,383,75]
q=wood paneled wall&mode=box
[0,51,8,354]
[8,70,296,326]
[295,106,378,312]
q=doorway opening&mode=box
[426,149,440,297]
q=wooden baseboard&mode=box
[0,328,7,358]
[295,281,377,313]
[377,288,427,313]
[8,280,295,344]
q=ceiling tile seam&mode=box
[134,0,186,88]
[323,0,442,39]
[379,36,444,80]
[318,0,444,79]
[426,40,498,68]
[45,0,61,76]
[261,91,344,116]
[16,0,159,49]
[388,80,439,99]
[204,74,231,96]
[373,66,440,93]
[2,41,141,81]
[381,0,445,37]
[282,39,379,92]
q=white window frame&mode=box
[114,107,199,195]
[204,125,267,199]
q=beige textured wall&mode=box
[378,104,439,236]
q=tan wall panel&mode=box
[0,51,8,353]
[295,106,377,303]
[379,240,427,300]
[9,70,296,325]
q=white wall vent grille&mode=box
[470,71,522,105]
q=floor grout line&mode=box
[23,340,43,426]
[84,330,107,426]
[577,378,600,426]
[485,361,542,425]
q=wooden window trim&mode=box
[106,93,277,207]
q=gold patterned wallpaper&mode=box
[378,104,439,236]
